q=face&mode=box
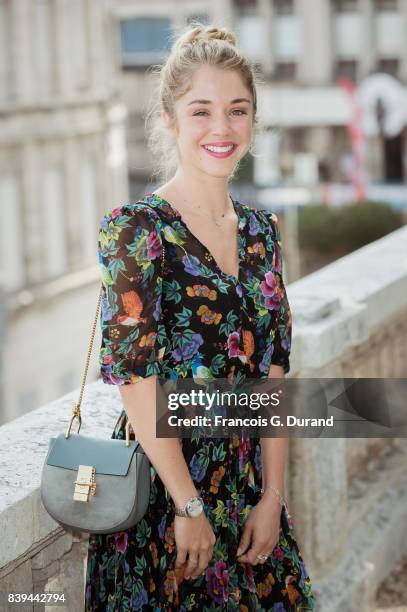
[162,65,254,179]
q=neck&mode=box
[169,169,232,216]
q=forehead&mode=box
[182,65,251,102]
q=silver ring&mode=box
[256,553,269,560]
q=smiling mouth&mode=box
[202,144,237,158]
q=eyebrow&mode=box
[187,98,251,106]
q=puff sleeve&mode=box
[98,203,166,385]
[263,211,292,375]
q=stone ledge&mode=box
[314,440,407,611]
[287,225,407,373]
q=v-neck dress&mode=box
[85,192,316,611]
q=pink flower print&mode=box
[114,531,128,554]
[111,207,123,219]
[206,560,229,604]
[227,331,246,360]
[245,562,256,593]
[273,243,282,274]
[273,546,285,561]
[147,226,163,260]
[260,272,284,311]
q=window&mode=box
[273,0,294,15]
[80,156,98,264]
[35,0,57,98]
[332,0,358,13]
[375,9,403,57]
[42,167,68,278]
[333,59,358,82]
[377,58,399,77]
[374,0,398,11]
[274,61,296,80]
[0,174,25,291]
[71,0,89,89]
[290,127,307,153]
[272,8,301,68]
[236,15,266,62]
[120,17,171,67]
[333,11,362,56]
[234,0,257,17]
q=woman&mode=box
[85,23,316,611]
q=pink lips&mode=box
[202,143,237,159]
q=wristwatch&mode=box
[174,494,204,518]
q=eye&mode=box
[193,109,247,117]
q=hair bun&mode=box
[176,24,237,48]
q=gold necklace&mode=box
[173,188,234,227]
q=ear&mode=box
[161,109,178,140]
[161,109,170,127]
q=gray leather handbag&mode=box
[40,241,166,534]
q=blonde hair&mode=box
[145,22,264,183]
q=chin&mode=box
[202,166,234,179]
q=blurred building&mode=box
[110,0,407,196]
[0,0,128,422]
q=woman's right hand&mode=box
[174,514,216,580]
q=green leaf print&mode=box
[210,353,226,374]
[172,328,197,348]
[163,279,182,303]
[212,499,229,528]
[103,256,127,283]
[174,306,193,327]
[212,444,226,462]
[219,310,240,337]
[145,360,162,376]
[256,311,271,333]
[133,555,147,576]
[126,231,151,267]
[106,554,116,580]
[211,276,233,294]
[114,328,140,354]
[157,323,167,346]
[135,518,151,547]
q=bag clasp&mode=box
[74,465,96,502]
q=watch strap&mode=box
[174,494,204,517]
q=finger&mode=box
[237,532,265,565]
[184,553,199,578]
[247,540,272,565]
[189,548,213,579]
[236,526,253,557]
[256,550,272,565]
[175,548,187,569]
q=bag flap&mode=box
[46,433,142,476]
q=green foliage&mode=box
[298,201,403,254]
[234,152,254,182]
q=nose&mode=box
[210,111,233,136]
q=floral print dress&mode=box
[85,192,316,611]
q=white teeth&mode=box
[204,145,234,153]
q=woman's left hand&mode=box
[236,493,282,565]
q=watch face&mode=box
[186,497,203,518]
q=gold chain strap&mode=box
[65,237,166,440]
